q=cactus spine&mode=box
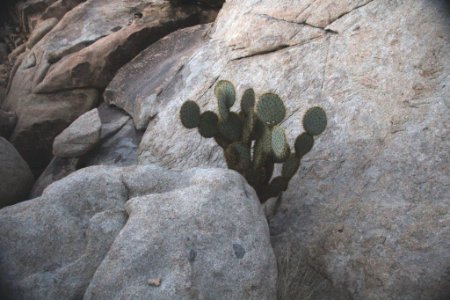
[179,81,327,203]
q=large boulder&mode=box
[0,137,34,207]
[0,165,277,299]
[132,0,450,298]
[2,0,218,175]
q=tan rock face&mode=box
[26,17,59,49]
[2,0,218,175]
[132,0,450,298]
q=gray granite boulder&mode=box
[0,137,34,207]
[52,108,101,157]
[0,165,277,299]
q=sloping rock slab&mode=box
[104,23,211,129]
[0,166,277,299]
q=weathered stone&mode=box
[83,118,143,167]
[135,0,450,298]
[26,17,58,49]
[41,0,84,21]
[96,102,130,140]
[0,166,128,299]
[3,0,218,175]
[0,137,34,207]
[0,109,16,138]
[104,23,211,129]
[32,0,217,93]
[28,156,79,199]
[17,0,58,33]
[4,86,99,175]
[29,104,135,198]
[0,165,277,299]
[85,167,276,300]
[53,108,101,157]
[7,43,26,63]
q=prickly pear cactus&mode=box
[179,80,327,203]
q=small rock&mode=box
[147,278,161,287]
[53,108,102,158]
[21,52,36,69]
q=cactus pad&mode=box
[269,176,289,197]
[303,106,327,136]
[241,88,255,115]
[218,112,242,142]
[282,154,300,179]
[255,93,286,126]
[242,110,255,145]
[215,80,236,121]
[198,111,219,138]
[225,142,251,171]
[294,133,314,158]
[271,125,289,161]
[180,100,200,129]
[253,125,272,169]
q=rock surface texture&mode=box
[0,166,277,299]
[0,137,34,207]
[1,0,449,299]
[127,0,449,299]
[2,0,217,175]
[52,108,101,157]
[30,103,140,198]
[104,23,212,130]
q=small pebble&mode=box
[147,278,161,287]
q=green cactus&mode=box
[198,111,219,138]
[218,112,242,142]
[179,81,327,203]
[303,106,327,136]
[242,109,255,145]
[241,88,255,115]
[215,80,236,121]
[225,142,251,171]
[281,154,300,179]
[255,93,286,126]
[180,100,200,129]
[268,176,289,199]
[271,125,290,161]
[253,124,272,170]
[294,132,314,158]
